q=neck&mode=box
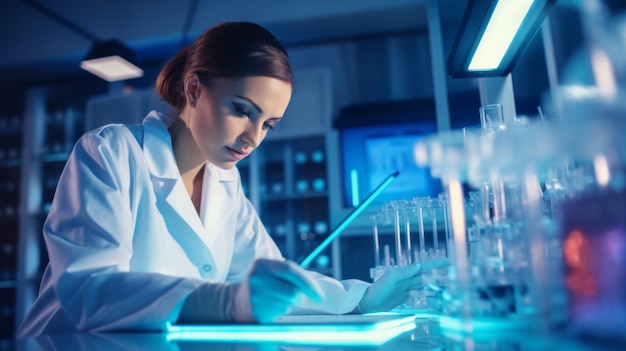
[168,118,205,177]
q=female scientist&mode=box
[18,21,436,336]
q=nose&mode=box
[241,122,264,149]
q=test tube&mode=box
[522,169,551,333]
[384,244,391,267]
[403,200,413,265]
[438,192,453,261]
[387,201,402,266]
[370,213,381,268]
[412,197,427,262]
[390,199,411,266]
[428,199,440,256]
[425,197,445,258]
[491,180,511,226]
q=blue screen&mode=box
[339,121,441,208]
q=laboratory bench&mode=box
[6,318,626,351]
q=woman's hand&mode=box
[243,259,324,323]
[178,259,322,324]
[357,259,450,313]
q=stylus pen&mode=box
[298,170,400,268]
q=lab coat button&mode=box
[203,264,212,272]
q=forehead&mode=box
[209,76,290,95]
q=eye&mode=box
[263,123,275,131]
[232,102,251,117]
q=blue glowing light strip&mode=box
[350,169,360,207]
[298,170,399,268]
[166,314,416,345]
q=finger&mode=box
[386,258,450,282]
[252,299,292,323]
[252,277,302,305]
[388,263,422,280]
[393,273,423,291]
[272,260,324,302]
[250,259,324,302]
[416,258,450,272]
[407,276,424,290]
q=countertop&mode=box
[6,318,625,351]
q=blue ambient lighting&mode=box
[468,0,535,71]
[298,171,399,268]
[166,314,417,345]
[350,169,360,207]
[438,314,533,332]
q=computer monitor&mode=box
[338,117,440,208]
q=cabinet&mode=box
[0,114,22,342]
[254,136,332,275]
[14,87,93,339]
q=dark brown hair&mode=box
[156,21,293,112]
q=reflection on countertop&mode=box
[10,319,626,351]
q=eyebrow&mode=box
[234,95,263,114]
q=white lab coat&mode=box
[18,111,369,336]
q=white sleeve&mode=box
[290,272,370,315]
[44,131,202,332]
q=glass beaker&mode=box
[480,103,505,132]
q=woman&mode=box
[18,21,438,336]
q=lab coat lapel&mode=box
[141,113,208,246]
[201,163,237,246]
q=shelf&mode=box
[28,209,51,218]
[41,152,70,163]
[0,213,19,222]
[0,217,19,225]
[0,281,16,289]
[260,191,328,201]
[0,126,22,136]
[0,159,21,168]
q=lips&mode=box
[226,147,248,161]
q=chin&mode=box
[215,160,238,170]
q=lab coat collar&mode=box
[142,111,179,182]
[140,111,237,249]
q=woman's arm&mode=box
[44,129,202,332]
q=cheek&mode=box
[207,107,230,137]
[196,113,216,135]
[188,109,220,151]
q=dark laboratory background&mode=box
[1,0,625,346]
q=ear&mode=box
[184,74,202,108]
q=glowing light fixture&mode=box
[448,0,556,77]
[22,1,145,82]
[166,313,417,346]
[80,40,144,82]
[468,0,535,70]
